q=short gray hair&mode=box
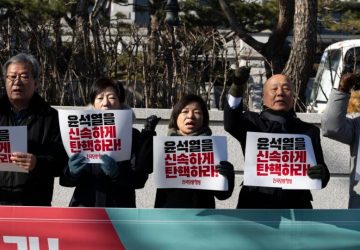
[2,53,40,81]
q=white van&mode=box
[307,39,360,113]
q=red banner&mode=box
[0,206,124,250]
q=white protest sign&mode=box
[58,109,132,163]
[0,126,27,173]
[244,132,321,190]
[154,136,228,191]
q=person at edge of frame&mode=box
[0,53,68,206]
[322,72,360,208]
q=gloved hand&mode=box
[229,66,251,97]
[100,154,119,179]
[307,164,330,188]
[68,153,88,177]
[216,161,235,191]
[338,73,360,93]
[144,115,161,132]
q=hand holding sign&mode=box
[11,152,37,172]
[0,126,28,173]
[216,161,235,191]
[307,164,330,188]
[68,153,88,177]
[100,155,119,179]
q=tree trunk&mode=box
[283,0,317,111]
[218,0,294,76]
[148,13,159,108]
[147,0,163,108]
[264,0,294,77]
[72,0,93,104]
[219,0,318,111]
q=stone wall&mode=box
[52,109,351,208]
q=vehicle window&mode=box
[323,49,341,71]
[344,47,360,74]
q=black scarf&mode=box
[167,126,212,136]
[260,106,297,133]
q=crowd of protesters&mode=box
[1,53,359,209]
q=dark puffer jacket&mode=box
[0,93,68,206]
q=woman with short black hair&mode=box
[154,94,234,208]
[61,77,159,207]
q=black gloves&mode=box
[234,66,251,85]
[137,115,161,174]
[338,73,360,93]
[216,161,235,191]
[307,164,330,188]
[229,66,251,97]
[143,115,161,133]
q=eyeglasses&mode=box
[6,74,31,82]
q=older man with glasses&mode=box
[0,53,67,206]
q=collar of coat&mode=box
[0,92,51,115]
[260,106,297,123]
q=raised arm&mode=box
[322,73,360,145]
[224,66,251,151]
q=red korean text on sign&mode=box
[163,139,218,180]
[255,137,309,178]
[0,130,11,163]
[67,113,119,154]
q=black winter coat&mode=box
[0,93,68,206]
[224,100,329,209]
[60,128,153,207]
[155,188,233,208]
